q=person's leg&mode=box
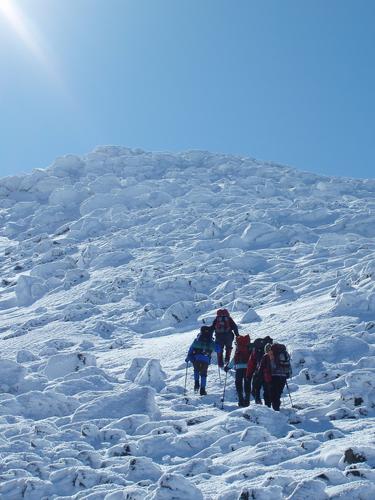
[224,333,234,363]
[263,382,272,408]
[252,373,263,404]
[217,351,224,368]
[193,362,200,391]
[271,377,286,411]
[235,369,244,406]
[215,334,225,367]
[244,371,251,406]
[199,362,208,395]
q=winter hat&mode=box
[216,308,229,316]
[200,326,212,335]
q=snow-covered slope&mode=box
[0,146,374,499]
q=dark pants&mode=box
[193,361,208,388]
[251,372,262,403]
[251,372,270,405]
[268,376,286,411]
[215,332,234,365]
[263,383,272,407]
[235,368,251,403]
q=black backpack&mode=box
[253,336,272,364]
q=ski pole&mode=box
[221,370,228,409]
[184,361,189,403]
[217,362,222,384]
[285,381,294,408]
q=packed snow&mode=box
[0,146,374,499]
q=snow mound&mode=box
[241,307,261,323]
[71,386,161,422]
[133,359,167,392]
[0,359,27,393]
[149,473,203,500]
[44,352,96,380]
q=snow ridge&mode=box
[0,146,374,499]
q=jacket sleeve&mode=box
[186,343,195,362]
[230,318,239,336]
[246,351,256,378]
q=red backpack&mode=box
[215,309,231,334]
[234,334,251,363]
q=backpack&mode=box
[253,337,268,364]
[198,330,213,344]
[234,334,251,363]
[271,343,292,378]
[215,309,231,334]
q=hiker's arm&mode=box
[185,344,194,362]
[207,321,216,334]
[230,318,239,336]
[224,359,234,372]
[246,352,255,378]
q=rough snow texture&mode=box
[0,146,375,498]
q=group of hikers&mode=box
[185,308,292,411]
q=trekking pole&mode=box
[217,362,222,385]
[285,381,294,408]
[220,370,228,409]
[184,361,189,403]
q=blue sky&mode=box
[0,0,374,179]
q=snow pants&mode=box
[235,368,251,404]
[268,376,286,411]
[252,372,269,405]
[193,361,208,389]
[215,332,234,366]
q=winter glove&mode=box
[185,357,190,363]
[224,364,230,373]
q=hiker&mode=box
[259,343,292,411]
[209,309,239,368]
[246,336,273,404]
[185,326,215,396]
[224,334,252,407]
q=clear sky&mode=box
[0,0,374,179]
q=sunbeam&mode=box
[0,0,62,85]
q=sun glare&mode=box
[0,0,62,86]
[0,0,45,61]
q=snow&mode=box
[0,146,375,498]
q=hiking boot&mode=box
[200,388,207,396]
[243,399,250,407]
[255,398,262,405]
[194,381,200,392]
